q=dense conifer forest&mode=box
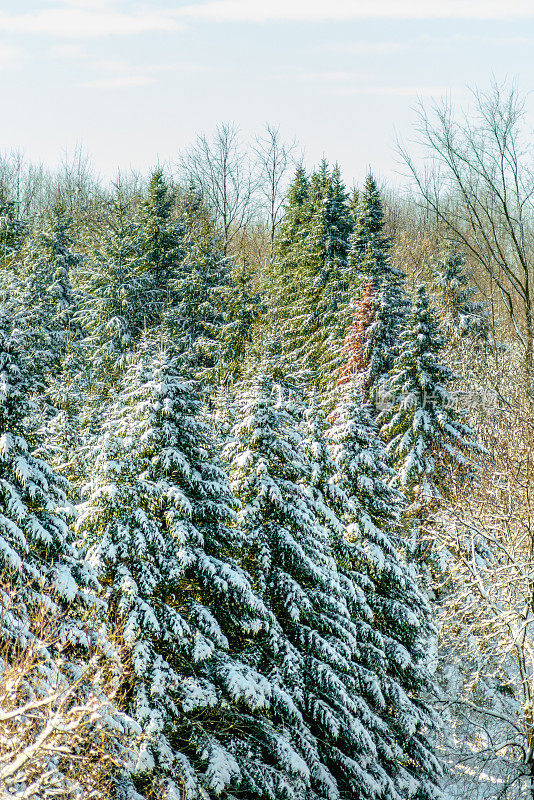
[1,87,534,800]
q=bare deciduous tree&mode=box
[254,124,297,258]
[0,594,140,800]
[433,407,534,799]
[179,123,258,255]
[399,82,534,397]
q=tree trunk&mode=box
[525,302,534,406]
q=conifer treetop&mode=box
[378,284,485,501]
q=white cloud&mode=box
[82,74,154,88]
[80,57,205,89]
[49,43,86,57]
[0,43,24,69]
[0,0,530,43]
[0,6,182,38]
[332,85,465,97]
[177,0,534,21]
[334,41,408,54]
[327,33,533,55]
[301,71,365,81]
[56,0,118,8]
[298,72,466,99]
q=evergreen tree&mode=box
[0,190,26,312]
[0,310,97,651]
[326,382,443,800]
[268,162,352,391]
[334,276,410,416]
[22,202,82,336]
[225,370,428,800]
[431,243,489,342]
[219,249,263,384]
[141,169,183,312]
[348,187,359,224]
[274,164,311,265]
[365,279,412,412]
[347,173,391,284]
[298,163,351,385]
[77,191,152,375]
[1,205,90,472]
[1,202,84,386]
[0,309,143,798]
[334,279,375,397]
[267,166,312,374]
[164,204,233,380]
[78,344,312,800]
[0,189,28,271]
[309,161,351,270]
[378,285,485,503]
[345,175,409,410]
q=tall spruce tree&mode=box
[224,369,435,800]
[141,169,183,314]
[274,164,311,266]
[377,285,484,503]
[21,202,82,337]
[219,249,263,384]
[0,310,98,651]
[268,162,352,392]
[365,279,411,412]
[78,344,315,800]
[164,203,233,380]
[431,244,489,342]
[2,202,84,387]
[77,191,152,376]
[347,173,391,284]
[4,205,90,477]
[334,279,375,398]
[0,308,150,800]
[267,165,312,379]
[0,192,26,301]
[345,175,409,411]
[326,382,443,800]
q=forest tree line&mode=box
[0,83,533,800]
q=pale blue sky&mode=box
[1,0,534,185]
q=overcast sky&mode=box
[2,0,534,186]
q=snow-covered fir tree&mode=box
[0,204,91,500]
[224,368,441,799]
[0,309,135,796]
[77,190,152,376]
[140,169,183,313]
[431,243,489,342]
[273,164,311,267]
[164,196,234,381]
[345,175,409,410]
[35,202,81,334]
[334,279,375,398]
[0,192,26,295]
[78,342,316,800]
[377,285,485,504]
[302,163,352,383]
[268,162,352,391]
[220,249,263,384]
[3,202,83,386]
[365,277,412,412]
[333,275,408,417]
[0,310,97,651]
[324,382,443,800]
[347,173,392,285]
